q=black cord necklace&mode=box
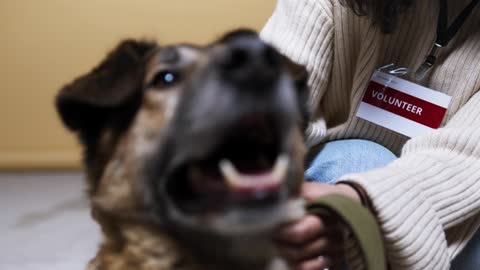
[415,0,480,81]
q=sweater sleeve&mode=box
[340,90,480,269]
[260,0,334,146]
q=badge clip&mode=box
[415,43,443,81]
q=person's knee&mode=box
[339,139,397,165]
[305,139,397,183]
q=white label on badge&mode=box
[356,71,452,138]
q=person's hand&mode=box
[274,182,362,270]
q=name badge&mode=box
[356,70,452,138]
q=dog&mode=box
[56,30,310,270]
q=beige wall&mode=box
[0,0,276,170]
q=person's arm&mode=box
[339,90,480,269]
[261,0,334,147]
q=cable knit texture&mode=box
[261,0,480,269]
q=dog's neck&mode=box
[92,222,194,270]
[91,220,289,270]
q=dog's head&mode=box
[57,30,309,268]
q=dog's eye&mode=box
[150,71,181,89]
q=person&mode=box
[260,0,480,269]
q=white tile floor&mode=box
[0,172,101,270]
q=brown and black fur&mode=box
[56,30,310,270]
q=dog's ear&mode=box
[56,40,157,135]
[284,58,311,131]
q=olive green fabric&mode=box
[307,195,386,270]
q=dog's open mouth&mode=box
[165,113,292,214]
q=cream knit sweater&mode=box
[261,0,480,269]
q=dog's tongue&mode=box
[219,155,288,199]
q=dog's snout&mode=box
[218,36,281,85]
[222,38,279,70]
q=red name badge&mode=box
[356,71,452,138]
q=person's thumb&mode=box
[301,182,361,204]
[301,182,337,202]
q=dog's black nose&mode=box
[218,34,281,86]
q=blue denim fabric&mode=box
[451,227,480,270]
[305,139,479,269]
[305,139,397,183]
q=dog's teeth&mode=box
[219,159,243,186]
[219,155,290,189]
[272,155,289,184]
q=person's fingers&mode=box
[301,182,362,204]
[277,234,343,262]
[274,215,327,245]
[291,255,333,270]
[301,182,337,202]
